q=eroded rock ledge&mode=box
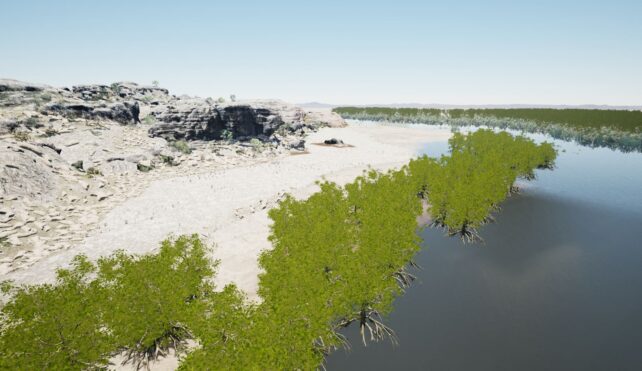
[148,103,284,141]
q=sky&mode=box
[1,0,641,105]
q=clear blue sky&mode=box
[2,0,641,105]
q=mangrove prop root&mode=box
[122,324,192,370]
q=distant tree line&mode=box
[333,107,642,152]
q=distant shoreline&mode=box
[299,102,642,111]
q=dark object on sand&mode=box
[71,160,84,171]
[323,138,344,145]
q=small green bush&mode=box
[39,93,52,102]
[44,127,60,137]
[221,129,233,142]
[13,131,31,142]
[142,115,155,125]
[171,140,192,154]
[137,163,154,172]
[110,83,121,96]
[249,138,264,152]
[159,154,175,166]
[24,117,40,129]
[86,167,102,177]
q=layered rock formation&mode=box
[148,102,283,141]
[0,78,344,145]
[43,101,141,125]
[41,102,140,124]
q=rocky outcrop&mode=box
[42,101,140,125]
[148,102,283,141]
[2,79,342,142]
[0,79,48,92]
[71,82,169,103]
[304,109,347,128]
[71,84,113,101]
[147,99,219,140]
[219,105,283,138]
[114,82,169,101]
[1,78,350,273]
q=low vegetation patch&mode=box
[249,138,264,152]
[44,127,60,137]
[0,130,556,369]
[86,167,102,177]
[221,129,234,142]
[23,117,42,129]
[0,236,10,250]
[159,154,176,166]
[170,140,192,154]
[12,131,31,142]
[142,115,155,125]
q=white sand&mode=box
[5,122,451,300]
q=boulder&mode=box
[99,160,137,176]
[136,159,154,172]
[272,134,306,150]
[94,102,140,124]
[288,138,306,150]
[71,160,84,171]
[305,109,347,128]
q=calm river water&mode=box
[327,129,642,370]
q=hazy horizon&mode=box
[2,0,641,106]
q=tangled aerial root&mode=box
[122,324,192,370]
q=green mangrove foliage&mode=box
[180,171,424,369]
[0,235,244,370]
[0,130,556,369]
[334,106,642,152]
[180,130,556,368]
[409,130,556,241]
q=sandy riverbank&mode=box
[4,122,451,299]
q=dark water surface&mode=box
[327,134,642,371]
